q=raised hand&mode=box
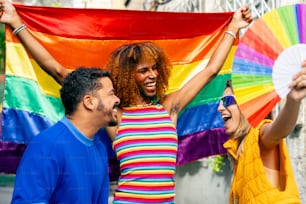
[0,0,23,28]
[228,5,253,33]
[289,59,306,101]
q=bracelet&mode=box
[225,30,236,40]
[12,24,27,35]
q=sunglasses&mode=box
[220,95,236,107]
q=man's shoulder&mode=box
[35,121,67,139]
[27,121,69,150]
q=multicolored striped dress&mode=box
[113,104,178,204]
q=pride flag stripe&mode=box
[4,76,63,119]
[2,108,54,143]
[15,4,233,40]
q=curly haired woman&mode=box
[0,0,252,203]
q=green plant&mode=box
[208,155,226,173]
[51,2,62,7]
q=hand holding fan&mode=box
[273,44,306,98]
[231,4,306,127]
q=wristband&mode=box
[225,30,236,40]
[12,24,27,35]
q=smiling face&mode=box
[217,87,242,136]
[134,56,159,99]
[94,77,120,127]
[107,42,171,107]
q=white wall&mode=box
[175,157,232,204]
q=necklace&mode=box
[129,102,153,107]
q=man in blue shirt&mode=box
[11,67,120,204]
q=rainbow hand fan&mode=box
[232,3,306,127]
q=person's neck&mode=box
[66,115,98,139]
[129,101,153,107]
[129,97,153,107]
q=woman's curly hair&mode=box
[105,42,172,108]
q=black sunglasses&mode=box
[220,95,236,107]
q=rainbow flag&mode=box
[0,4,235,179]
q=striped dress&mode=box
[113,104,178,204]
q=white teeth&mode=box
[113,108,117,113]
[146,82,156,87]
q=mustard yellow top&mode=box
[224,120,301,204]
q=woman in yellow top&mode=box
[218,60,306,204]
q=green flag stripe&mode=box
[4,75,64,122]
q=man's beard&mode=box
[97,100,118,127]
[108,120,118,127]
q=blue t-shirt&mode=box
[11,117,110,204]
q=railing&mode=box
[143,0,203,12]
[141,0,277,17]
[223,0,277,19]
